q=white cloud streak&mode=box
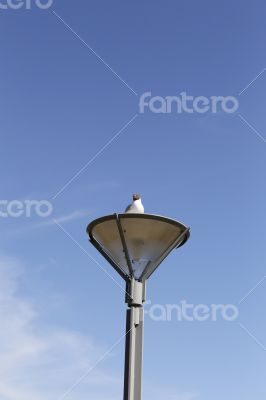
[0,254,120,400]
[48,209,92,225]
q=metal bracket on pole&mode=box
[124,279,145,400]
[125,279,146,306]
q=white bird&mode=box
[125,194,144,214]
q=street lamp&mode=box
[87,213,190,400]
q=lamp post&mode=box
[87,213,190,400]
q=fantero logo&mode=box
[0,200,53,218]
[0,0,53,9]
[139,91,239,115]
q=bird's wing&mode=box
[125,204,132,213]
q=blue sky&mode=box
[0,1,266,399]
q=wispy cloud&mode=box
[1,209,92,238]
[0,254,120,400]
[47,209,92,226]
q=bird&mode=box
[125,194,144,214]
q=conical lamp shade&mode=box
[87,214,189,281]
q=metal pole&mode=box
[123,279,145,400]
